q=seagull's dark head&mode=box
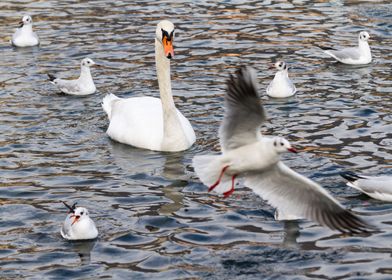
[359,31,370,41]
[272,137,297,154]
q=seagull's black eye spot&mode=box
[273,141,277,147]
[81,211,84,215]
[280,142,284,146]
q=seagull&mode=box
[60,201,98,240]
[193,66,373,233]
[266,61,296,98]
[341,171,392,201]
[11,15,40,47]
[322,31,372,65]
[48,58,98,96]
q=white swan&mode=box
[102,20,195,152]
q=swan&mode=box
[102,20,195,152]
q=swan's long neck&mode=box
[155,38,188,150]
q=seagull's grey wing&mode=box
[60,214,73,239]
[245,162,373,233]
[32,32,40,44]
[219,67,267,151]
[325,47,361,61]
[56,79,81,95]
[341,172,392,195]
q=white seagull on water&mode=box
[322,31,372,65]
[48,58,98,96]
[60,202,98,240]
[266,61,296,98]
[193,66,373,233]
[341,171,392,201]
[11,15,40,47]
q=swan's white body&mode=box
[102,20,195,152]
[266,61,296,98]
[11,15,39,47]
[324,31,372,65]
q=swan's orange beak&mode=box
[162,36,174,59]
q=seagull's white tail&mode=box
[192,154,232,194]
[102,93,120,120]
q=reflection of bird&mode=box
[102,20,195,152]
[11,15,40,47]
[266,61,296,98]
[322,31,372,65]
[48,58,98,95]
[341,171,392,201]
[60,201,98,240]
[193,67,373,233]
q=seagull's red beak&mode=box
[287,147,298,153]
[71,214,80,225]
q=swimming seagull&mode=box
[193,66,373,233]
[322,31,372,65]
[266,61,296,98]
[48,58,98,95]
[60,201,98,240]
[341,171,392,201]
[11,15,40,47]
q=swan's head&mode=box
[274,61,287,71]
[70,207,90,226]
[19,15,33,27]
[272,137,297,154]
[359,31,370,41]
[81,58,96,68]
[156,20,175,59]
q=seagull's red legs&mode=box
[223,174,237,198]
[208,165,229,192]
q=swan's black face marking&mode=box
[161,28,175,59]
[161,28,174,42]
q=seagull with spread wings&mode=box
[193,67,373,233]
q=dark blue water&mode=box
[1,1,392,279]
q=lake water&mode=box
[1,0,392,279]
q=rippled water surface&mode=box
[1,0,392,279]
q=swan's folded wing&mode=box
[219,67,266,151]
[244,162,373,233]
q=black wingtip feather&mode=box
[48,73,56,81]
[62,201,77,213]
[225,66,266,119]
[340,171,363,182]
